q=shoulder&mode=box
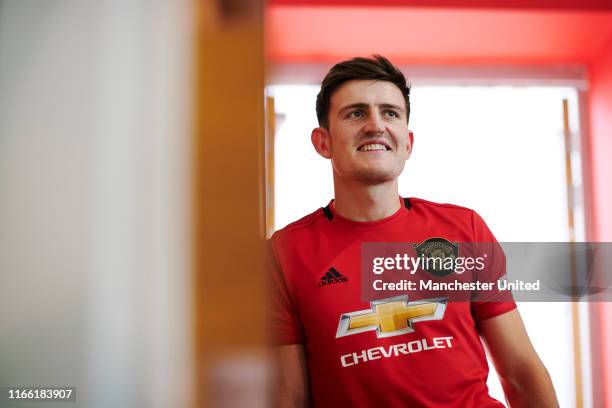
[408,197,491,240]
[271,207,327,243]
[409,197,476,218]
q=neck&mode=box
[332,176,401,222]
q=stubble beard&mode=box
[337,160,406,186]
[351,167,396,185]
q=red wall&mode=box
[266,6,612,65]
[269,0,612,10]
[590,33,612,407]
[591,37,612,243]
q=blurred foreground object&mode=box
[193,0,268,407]
[1,0,194,407]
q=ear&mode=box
[311,127,332,159]
[406,130,414,159]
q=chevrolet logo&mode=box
[336,295,447,338]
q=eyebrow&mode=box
[338,103,405,116]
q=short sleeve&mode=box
[469,211,517,322]
[267,239,306,345]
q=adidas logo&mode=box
[318,267,348,286]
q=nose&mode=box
[362,112,385,135]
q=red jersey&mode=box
[269,197,515,407]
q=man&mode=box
[268,55,558,407]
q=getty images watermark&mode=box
[360,240,612,303]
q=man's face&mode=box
[312,79,413,185]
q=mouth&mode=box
[357,142,391,152]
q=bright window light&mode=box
[269,83,584,408]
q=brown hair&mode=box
[315,55,411,129]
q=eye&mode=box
[348,110,365,119]
[384,110,400,118]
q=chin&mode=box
[352,168,399,185]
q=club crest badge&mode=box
[413,237,459,278]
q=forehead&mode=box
[329,79,405,111]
